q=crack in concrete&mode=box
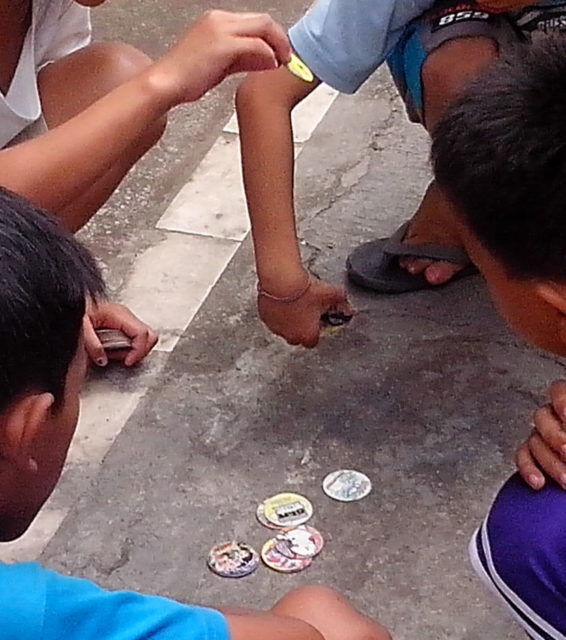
[532,350,566,370]
[300,239,323,274]
[96,536,134,577]
[298,155,373,275]
[369,88,404,141]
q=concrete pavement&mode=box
[3,2,566,639]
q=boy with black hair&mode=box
[431,36,566,638]
[0,185,391,640]
[432,35,566,491]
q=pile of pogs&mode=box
[257,493,323,573]
[207,470,372,578]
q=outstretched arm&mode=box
[237,66,352,348]
[0,11,290,226]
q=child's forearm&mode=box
[239,96,304,293]
[0,11,291,224]
[0,69,171,216]
[237,69,317,296]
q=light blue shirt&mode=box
[0,562,230,640]
[289,0,436,93]
[289,0,566,94]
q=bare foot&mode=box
[398,181,467,286]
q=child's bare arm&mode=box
[0,11,290,230]
[237,67,317,295]
[237,67,352,348]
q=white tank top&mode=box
[0,0,91,148]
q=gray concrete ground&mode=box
[36,2,566,639]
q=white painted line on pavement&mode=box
[223,83,338,143]
[0,508,67,563]
[68,384,146,465]
[156,137,302,240]
[157,137,248,241]
[1,84,340,564]
[121,233,239,352]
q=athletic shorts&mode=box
[388,0,566,122]
[470,474,566,639]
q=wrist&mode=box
[135,61,188,112]
[258,271,311,303]
[257,265,310,299]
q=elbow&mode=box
[236,71,298,117]
[235,73,264,115]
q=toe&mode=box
[425,261,463,285]
[399,257,433,275]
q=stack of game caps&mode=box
[207,470,371,578]
[257,493,324,573]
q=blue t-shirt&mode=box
[0,562,230,640]
[289,0,436,94]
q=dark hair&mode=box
[0,188,104,411]
[432,36,566,281]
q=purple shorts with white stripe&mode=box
[471,474,566,639]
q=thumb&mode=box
[321,284,350,308]
[83,316,108,367]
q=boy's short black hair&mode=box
[0,188,104,412]
[432,36,566,282]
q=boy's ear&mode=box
[0,393,54,473]
[537,282,566,345]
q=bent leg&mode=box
[471,474,566,638]
[273,585,391,640]
[222,586,390,640]
[398,35,499,285]
[348,3,521,292]
[38,41,166,231]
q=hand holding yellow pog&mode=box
[287,53,314,83]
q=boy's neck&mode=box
[0,0,32,95]
[0,0,31,21]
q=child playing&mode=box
[236,0,566,349]
[0,4,289,367]
[0,185,391,640]
[431,36,566,638]
[0,2,289,230]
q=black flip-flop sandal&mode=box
[346,222,478,293]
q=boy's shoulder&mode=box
[0,562,46,640]
[289,0,435,94]
[0,561,229,640]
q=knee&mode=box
[290,586,392,640]
[86,42,167,147]
[92,43,166,146]
[422,36,498,105]
[292,584,343,607]
[479,475,566,598]
[82,41,153,84]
